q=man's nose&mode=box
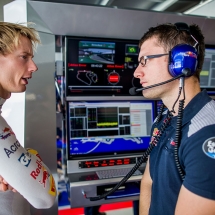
[134,64,142,78]
[31,61,38,73]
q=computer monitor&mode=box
[65,37,142,97]
[66,99,156,173]
[200,44,215,89]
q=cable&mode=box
[174,77,185,180]
[85,109,173,201]
[174,99,185,180]
[155,103,165,125]
[170,77,185,113]
[171,87,182,113]
[84,77,186,200]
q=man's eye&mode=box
[140,61,145,66]
[22,56,27,59]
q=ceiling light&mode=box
[152,0,178,11]
[100,0,110,6]
[184,0,213,14]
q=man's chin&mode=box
[142,91,151,98]
[142,91,160,100]
[12,89,26,94]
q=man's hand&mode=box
[0,175,17,192]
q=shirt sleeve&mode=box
[0,115,57,209]
[181,125,215,200]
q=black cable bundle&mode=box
[87,110,173,201]
[174,99,185,180]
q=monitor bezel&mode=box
[200,44,215,92]
[66,99,157,160]
[65,36,141,97]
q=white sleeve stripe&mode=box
[188,100,215,137]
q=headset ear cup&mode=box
[168,44,198,77]
[168,51,174,76]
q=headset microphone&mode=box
[129,74,184,95]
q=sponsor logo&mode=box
[29,150,53,188]
[152,128,159,136]
[4,141,21,158]
[202,137,215,159]
[49,175,56,196]
[18,152,31,167]
[30,159,50,188]
[150,127,160,146]
[0,127,15,140]
[185,51,197,58]
[170,138,176,146]
[27,149,43,161]
[30,159,43,179]
[39,167,49,188]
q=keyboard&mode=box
[96,167,142,179]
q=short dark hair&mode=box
[139,23,205,80]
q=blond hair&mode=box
[0,22,41,54]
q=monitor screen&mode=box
[65,37,141,97]
[67,100,155,159]
[200,45,215,89]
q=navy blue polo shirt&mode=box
[149,90,215,215]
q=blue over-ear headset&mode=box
[168,22,198,77]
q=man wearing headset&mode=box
[134,23,215,215]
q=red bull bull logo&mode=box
[185,51,197,58]
[27,149,43,161]
[39,167,49,187]
[30,160,50,188]
[49,175,56,196]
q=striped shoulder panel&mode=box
[188,100,215,137]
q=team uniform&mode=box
[0,97,56,212]
[149,90,215,215]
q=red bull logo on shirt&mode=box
[39,167,50,188]
[0,127,15,140]
[30,159,43,179]
[152,128,159,136]
[150,127,160,146]
[30,160,50,188]
[49,175,56,196]
[27,148,43,161]
[170,138,176,146]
